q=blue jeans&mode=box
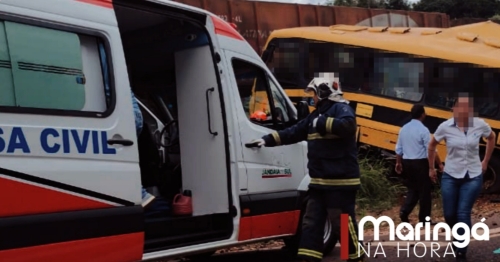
[131,92,143,136]
[440,172,482,255]
[131,92,148,197]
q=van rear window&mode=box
[0,21,108,113]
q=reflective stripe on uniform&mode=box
[307,133,339,140]
[326,117,334,133]
[348,215,364,259]
[310,177,360,186]
[297,248,323,259]
[271,131,281,145]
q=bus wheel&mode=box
[282,195,337,258]
[482,156,500,194]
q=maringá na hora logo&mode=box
[338,214,490,259]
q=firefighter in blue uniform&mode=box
[247,77,366,262]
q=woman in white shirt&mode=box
[427,93,496,261]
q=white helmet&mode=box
[305,77,343,100]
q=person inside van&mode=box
[97,43,157,209]
[130,91,157,208]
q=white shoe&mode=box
[142,188,155,208]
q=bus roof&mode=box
[266,21,500,68]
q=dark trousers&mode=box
[400,158,432,222]
[297,188,364,262]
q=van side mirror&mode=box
[274,107,285,122]
[296,101,310,121]
[274,107,286,129]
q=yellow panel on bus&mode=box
[355,103,373,118]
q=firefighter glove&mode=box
[245,139,265,148]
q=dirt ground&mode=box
[217,193,500,255]
[162,194,500,261]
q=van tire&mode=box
[282,194,337,258]
[482,155,500,194]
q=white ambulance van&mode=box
[0,0,336,261]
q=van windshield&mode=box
[266,37,500,119]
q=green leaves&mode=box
[324,0,500,19]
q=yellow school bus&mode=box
[261,21,500,193]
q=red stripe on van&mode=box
[77,0,113,9]
[0,177,113,217]
[0,232,143,262]
[210,15,245,41]
[238,210,300,241]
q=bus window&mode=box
[309,42,366,91]
[478,71,500,117]
[269,38,367,91]
[368,53,424,102]
[267,38,309,88]
[425,62,500,118]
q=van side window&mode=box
[267,78,290,123]
[0,21,108,113]
[232,58,279,129]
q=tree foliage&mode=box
[382,0,411,10]
[325,0,410,9]
[324,0,500,19]
[325,0,382,8]
[413,0,500,19]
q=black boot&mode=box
[399,211,410,223]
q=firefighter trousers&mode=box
[297,188,364,262]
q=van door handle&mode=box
[206,87,218,136]
[107,139,134,146]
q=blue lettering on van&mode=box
[40,128,60,153]
[0,127,31,153]
[72,130,90,153]
[0,127,117,155]
[101,132,116,154]
[39,128,116,155]
[62,129,70,153]
[92,131,99,154]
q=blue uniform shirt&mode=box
[395,119,430,160]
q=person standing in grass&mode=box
[395,104,442,225]
[428,93,496,262]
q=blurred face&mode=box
[453,96,473,124]
[312,92,319,106]
[304,89,319,107]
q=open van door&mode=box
[112,0,235,256]
[225,50,306,240]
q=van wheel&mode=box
[282,195,337,258]
[482,155,500,194]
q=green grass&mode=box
[354,153,444,229]
[356,156,405,212]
